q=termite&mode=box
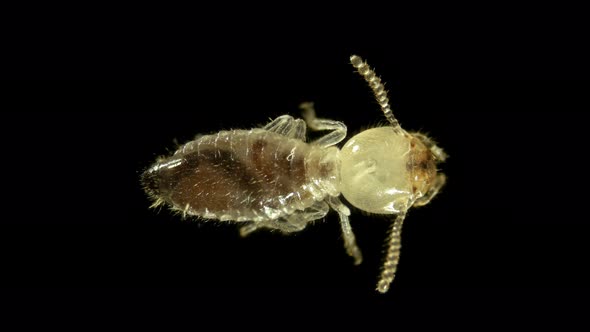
[141,55,447,293]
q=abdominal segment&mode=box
[143,129,318,222]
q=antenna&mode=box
[376,213,406,293]
[350,55,402,133]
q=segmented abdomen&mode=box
[143,129,339,222]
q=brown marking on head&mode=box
[407,137,437,195]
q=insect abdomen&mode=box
[142,129,340,222]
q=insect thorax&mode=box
[339,127,437,214]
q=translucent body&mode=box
[142,129,340,222]
[142,55,447,294]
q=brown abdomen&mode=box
[142,129,336,222]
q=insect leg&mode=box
[377,213,406,293]
[286,119,307,141]
[239,219,304,236]
[326,196,363,265]
[239,223,259,237]
[263,115,307,140]
[413,174,446,207]
[248,202,329,234]
[299,102,347,147]
[276,201,329,233]
[264,115,295,135]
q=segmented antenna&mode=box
[350,55,402,133]
[376,213,406,293]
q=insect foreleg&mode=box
[326,196,363,265]
[299,102,347,147]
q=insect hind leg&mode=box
[240,201,329,235]
[299,102,347,147]
[275,201,330,233]
[263,115,307,140]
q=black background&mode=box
[2,13,590,329]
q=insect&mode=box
[141,55,447,293]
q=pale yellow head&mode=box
[339,127,438,214]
